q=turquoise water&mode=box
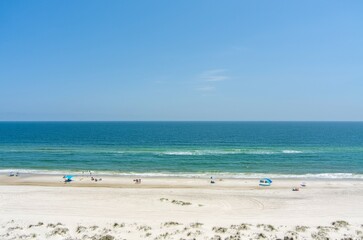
[0,122,363,178]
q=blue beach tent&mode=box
[64,175,74,182]
[259,178,272,186]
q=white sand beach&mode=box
[0,174,362,239]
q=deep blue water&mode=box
[0,122,363,178]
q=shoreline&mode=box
[1,173,363,188]
[1,169,363,180]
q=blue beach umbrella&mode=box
[259,178,272,186]
[64,175,74,181]
[263,178,272,183]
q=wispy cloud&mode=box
[196,86,216,92]
[199,69,229,82]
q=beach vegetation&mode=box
[89,225,99,231]
[212,226,228,233]
[50,227,69,236]
[186,229,202,237]
[46,222,62,228]
[311,229,329,240]
[98,234,115,240]
[76,226,87,233]
[171,200,192,206]
[0,233,10,238]
[155,231,170,239]
[102,227,111,234]
[210,235,222,240]
[113,222,125,228]
[28,222,44,228]
[283,237,294,240]
[137,225,152,231]
[257,224,275,231]
[332,220,349,228]
[317,226,334,232]
[224,233,242,240]
[255,232,267,239]
[230,224,249,231]
[182,227,190,232]
[163,221,181,227]
[283,231,299,240]
[7,226,22,231]
[295,225,309,232]
[190,222,203,228]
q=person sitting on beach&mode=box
[133,179,141,184]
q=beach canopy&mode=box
[260,178,272,183]
[64,175,74,180]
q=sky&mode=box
[0,0,362,121]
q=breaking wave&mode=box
[161,149,304,156]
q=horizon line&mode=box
[1,120,363,123]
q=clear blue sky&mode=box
[1,1,362,121]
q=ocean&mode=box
[0,122,362,178]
